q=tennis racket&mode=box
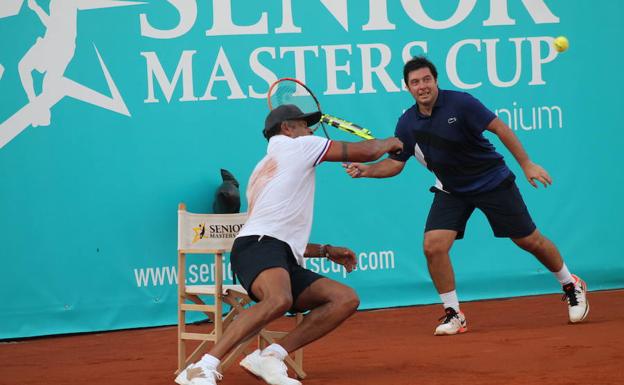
[267,78,374,140]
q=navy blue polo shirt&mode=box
[391,89,511,194]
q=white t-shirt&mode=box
[237,134,331,265]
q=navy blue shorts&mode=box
[230,235,323,312]
[425,178,536,239]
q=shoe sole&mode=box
[434,325,468,336]
[569,301,590,324]
[241,359,269,383]
[570,302,590,323]
[240,360,260,377]
[174,372,189,385]
[241,365,263,382]
[240,359,301,385]
[569,279,589,324]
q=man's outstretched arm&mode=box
[486,117,552,188]
[343,157,405,179]
[305,243,357,273]
[322,137,403,164]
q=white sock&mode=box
[554,263,574,285]
[439,290,460,312]
[198,354,220,370]
[261,343,288,361]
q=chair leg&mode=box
[294,313,304,377]
[177,252,187,374]
[177,321,186,374]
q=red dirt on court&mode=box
[1,290,623,385]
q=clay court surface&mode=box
[1,290,623,385]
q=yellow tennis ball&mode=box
[554,36,569,53]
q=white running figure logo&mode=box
[0,0,144,149]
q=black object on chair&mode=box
[213,169,240,214]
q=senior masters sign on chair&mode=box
[176,203,305,378]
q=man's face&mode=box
[282,119,312,138]
[406,67,438,106]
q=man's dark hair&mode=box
[403,56,438,85]
[263,123,282,140]
[265,120,301,140]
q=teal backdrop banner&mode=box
[1,1,623,339]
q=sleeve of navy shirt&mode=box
[461,93,497,134]
[389,110,414,162]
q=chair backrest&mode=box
[177,203,247,254]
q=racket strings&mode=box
[269,81,319,115]
[268,79,331,138]
[269,80,324,133]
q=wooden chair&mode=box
[176,203,305,378]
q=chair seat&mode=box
[185,284,248,296]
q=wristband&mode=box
[320,244,332,258]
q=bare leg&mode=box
[278,278,359,353]
[423,230,458,294]
[511,229,563,272]
[207,268,293,359]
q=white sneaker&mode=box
[175,362,222,385]
[240,350,301,385]
[562,274,589,323]
[434,307,468,336]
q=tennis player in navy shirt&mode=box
[345,56,589,335]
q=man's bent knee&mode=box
[262,294,293,317]
[334,287,360,314]
[423,231,454,259]
[513,230,543,253]
[423,241,450,260]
